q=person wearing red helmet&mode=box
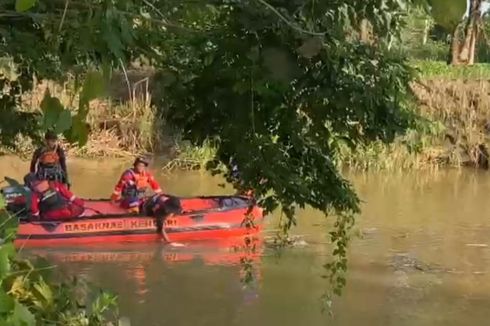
[27,173,84,221]
[111,156,163,213]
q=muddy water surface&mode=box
[2,156,490,326]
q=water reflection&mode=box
[24,235,263,302]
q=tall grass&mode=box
[162,138,218,172]
[338,69,490,172]
[3,74,167,159]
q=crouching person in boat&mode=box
[30,130,70,187]
[143,194,182,241]
[111,156,163,214]
[26,174,84,221]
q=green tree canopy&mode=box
[429,0,467,31]
[1,0,418,294]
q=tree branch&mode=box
[254,0,326,36]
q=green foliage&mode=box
[15,0,36,12]
[0,205,121,325]
[79,71,107,117]
[0,0,422,301]
[36,70,107,146]
[428,0,467,31]
[413,60,490,78]
[161,0,416,217]
[0,0,138,147]
[396,7,449,61]
[40,90,74,135]
[156,0,418,297]
[162,138,218,172]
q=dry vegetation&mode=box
[326,60,490,171]
[339,77,490,171]
[5,70,176,159]
[5,62,490,172]
[413,79,490,168]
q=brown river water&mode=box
[2,156,490,326]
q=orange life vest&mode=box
[122,169,150,199]
[39,146,60,166]
[130,170,150,190]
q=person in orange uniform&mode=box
[27,174,84,221]
[111,156,163,213]
[30,130,69,186]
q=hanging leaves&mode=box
[39,91,74,136]
[0,248,11,279]
[429,0,467,31]
[160,0,417,299]
[79,71,106,118]
[11,301,36,326]
[40,90,64,130]
[1,0,422,307]
[0,209,120,324]
[38,71,105,144]
[15,0,36,12]
[54,110,73,134]
[0,289,15,314]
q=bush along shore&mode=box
[3,61,490,172]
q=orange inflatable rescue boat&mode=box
[1,182,264,248]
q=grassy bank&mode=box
[4,61,490,172]
[335,61,490,172]
[413,61,490,80]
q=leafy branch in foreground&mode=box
[0,198,121,326]
[2,0,421,302]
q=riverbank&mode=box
[335,61,490,171]
[4,61,490,172]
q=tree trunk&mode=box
[422,19,429,45]
[459,0,482,64]
[359,19,373,44]
[449,25,462,65]
[468,23,479,65]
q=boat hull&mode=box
[11,196,264,247]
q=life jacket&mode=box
[33,181,68,213]
[38,146,60,167]
[122,169,150,198]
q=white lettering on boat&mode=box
[62,218,173,233]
